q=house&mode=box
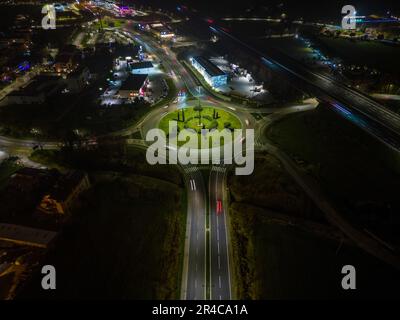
[117,74,148,99]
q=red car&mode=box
[216,200,222,214]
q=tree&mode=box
[194,100,203,126]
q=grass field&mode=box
[158,106,242,148]
[267,104,400,243]
[22,146,186,299]
[228,155,400,299]
[229,155,323,221]
[95,17,126,29]
[0,92,151,139]
[30,146,183,186]
[316,37,400,73]
[0,158,21,190]
[21,173,185,299]
[230,205,400,299]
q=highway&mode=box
[209,166,232,300]
[124,30,236,300]
[255,105,400,271]
[0,23,343,301]
[211,26,400,150]
[0,24,328,301]
[181,165,207,300]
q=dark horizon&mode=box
[132,0,400,19]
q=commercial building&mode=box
[150,23,175,40]
[130,61,154,74]
[117,74,148,99]
[191,56,228,88]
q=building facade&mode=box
[191,56,228,88]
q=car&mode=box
[216,199,222,214]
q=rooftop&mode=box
[0,223,57,248]
[193,56,226,77]
[119,74,148,91]
[130,61,154,69]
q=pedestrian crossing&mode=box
[211,166,226,173]
[182,165,227,174]
[183,166,199,173]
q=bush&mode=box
[207,120,218,130]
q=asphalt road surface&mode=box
[209,166,232,300]
[213,26,400,150]
[184,166,207,300]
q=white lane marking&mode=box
[222,186,233,300]
[218,255,221,269]
[217,241,220,254]
[219,295,222,300]
[217,228,219,241]
[189,179,194,191]
[192,179,196,191]
[219,275,222,288]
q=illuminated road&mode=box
[209,166,231,300]
[256,107,400,271]
[212,26,400,150]
[181,166,207,300]
[0,26,271,302]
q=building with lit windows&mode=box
[150,23,175,39]
[191,56,228,88]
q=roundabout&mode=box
[158,105,242,149]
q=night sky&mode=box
[133,0,400,21]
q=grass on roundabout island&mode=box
[158,106,242,149]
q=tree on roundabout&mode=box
[193,99,204,127]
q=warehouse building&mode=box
[130,61,154,74]
[191,56,228,88]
